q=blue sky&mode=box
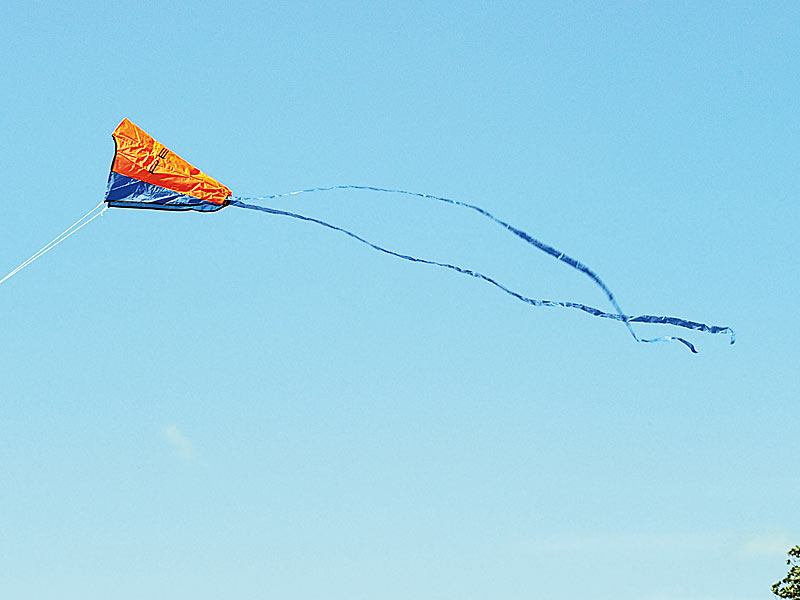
[1,2,798,598]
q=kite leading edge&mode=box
[1,118,735,353]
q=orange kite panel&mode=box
[111,118,232,205]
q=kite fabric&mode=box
[106,118,231,211]
[0,118,735,353]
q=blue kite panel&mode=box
[105,172,226,212]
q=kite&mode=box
[0,118,735,353]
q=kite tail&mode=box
[235,186,663,345]
[230,198,734,353]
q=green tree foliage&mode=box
[773,546,800,599]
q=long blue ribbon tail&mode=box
[229,196,734,353]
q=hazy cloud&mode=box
[520,532,727,555]
[741,534,791,557]
[161,424,195,460]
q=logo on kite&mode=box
[1,118,735,353]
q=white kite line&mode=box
[0,201,107,288]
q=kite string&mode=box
[0,201,107,288]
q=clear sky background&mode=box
[1,2,798,599]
